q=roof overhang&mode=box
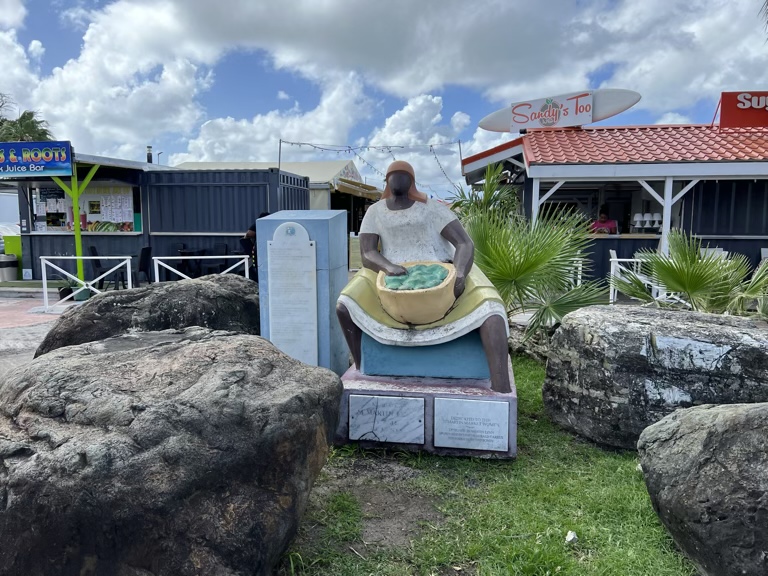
[528,161,768,181]
[336,177,381,201]
[74,152,172,172]
[461,137,525,184]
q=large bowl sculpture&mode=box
[376,261,457,325]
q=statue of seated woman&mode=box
[336,161,511,393]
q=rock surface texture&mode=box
[507,321,551,363]
[638,403,768,576]
[35,274,260,357]
[0,327,341,576]
[544,305,768,449]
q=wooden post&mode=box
[52,162,100,281]
[660,177,673,255]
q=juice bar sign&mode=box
[720,92,768,128]
[0,141,72,177]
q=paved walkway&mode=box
[0,299,59,381]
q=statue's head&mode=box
[382,160,427,203]
[387,171,412,197]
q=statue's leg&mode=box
[479,315,511,393]
[336,301,362,368]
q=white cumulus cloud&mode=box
[0,0,26,29]
[27,39,43,60]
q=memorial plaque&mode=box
[349,395,425,444]
[268,222,318,365]
[434,398,509,451]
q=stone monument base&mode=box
[334,363,517,458]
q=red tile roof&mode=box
[523,125,768,165]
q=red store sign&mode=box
[720,91,768,128]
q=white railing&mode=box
[608,254,685,305]
[40,256,132,312]
[152,255,250,282]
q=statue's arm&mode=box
[440,220,474,298]
[360,233,407,276]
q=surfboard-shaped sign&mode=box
[478,89,641,133]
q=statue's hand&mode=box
[384,264,407,276]
[454,274,466,299]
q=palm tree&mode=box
[453,163,608,335]
[763,0,768,29]
[611,230,768,316]
[0,110,53,142]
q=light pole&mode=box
[157,151,163,165]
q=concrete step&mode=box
[0,287,57,299]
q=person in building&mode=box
[591,206,618,234]
[242,212,270,273]
[245,212,271,241]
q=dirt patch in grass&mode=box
[316,456,442,550]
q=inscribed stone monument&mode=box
[257,210,349,375]
[267,222,318,365]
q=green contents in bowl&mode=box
[384,264,449,291]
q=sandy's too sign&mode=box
[0,141,73,177]
[479,89,641,133]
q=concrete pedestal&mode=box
[335,363,517,458]
[360,330,490,379]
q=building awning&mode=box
[336,178,381,201]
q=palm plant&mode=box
[0,110,53,142]
[455,166,608,335]
[611,230,768,316]
[450,163,519,216]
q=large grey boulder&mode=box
[544,305,768,449]
[35,274,259,358]
[638,403,768,576]
[0,327,341,576]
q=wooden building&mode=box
[462,124,768,280]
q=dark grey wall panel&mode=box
[25,234,145,280]
[146,169,308,233]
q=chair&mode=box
[201,243,229,275]
[759,249,768,269]
[132,246,152,286]
[611,249,690,306]
[89,245,126,290]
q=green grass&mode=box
[280,358,696,576]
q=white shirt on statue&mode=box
[359,198,458,264]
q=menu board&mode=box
[82,187,134,232]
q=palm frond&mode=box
[451,163,519,216]
[525,281,608,336]
[609,272,657,305]
[611,230,765,315]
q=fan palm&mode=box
[611,230,768,315]
[458,183,607,335]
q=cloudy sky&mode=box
[1,0,766,197]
